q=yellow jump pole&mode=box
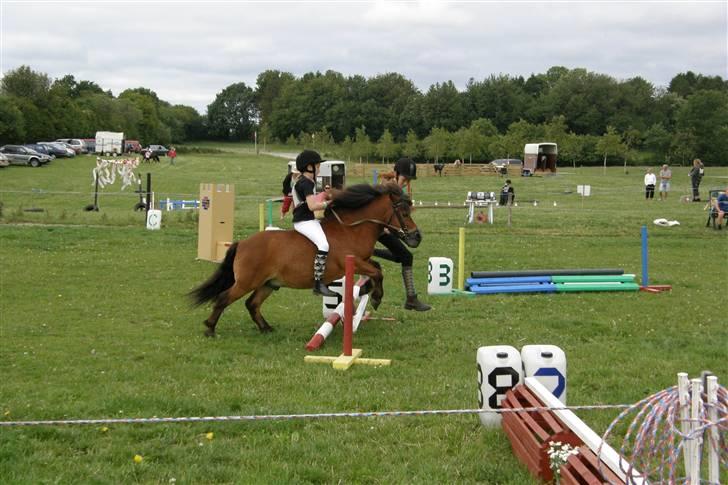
[458,227,465,290]
[258,203,264,231]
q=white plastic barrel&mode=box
[477,345,524,427]
[521,345,567,404]
[146,209,162,230]
[428,257,454,295]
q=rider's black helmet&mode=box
[296,150,325,173]
[394,157,417,180]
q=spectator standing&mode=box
[280,168,299,219]
[168,147,177,165]
[658,164,671,200]
[143,148,151,163]
[499,179,515,206]
[689,158,704,202]
[644,168,657,200]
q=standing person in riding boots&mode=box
[280,167,299,219]
[292,150,337,297]
[373,157,431,311]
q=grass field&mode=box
[1,146,726,484]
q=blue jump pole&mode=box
[641,225,648,287]
[372,169,378,185]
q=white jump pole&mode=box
[678,372,691,476]
[688,378,702,483]
[706,375,719,484]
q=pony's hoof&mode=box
[371,298,381,310]
[204,329,216,337]
[259,326,274,333]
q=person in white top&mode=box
[658,164,672,200]
[644,168,657,200]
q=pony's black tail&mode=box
[189,242,238,307]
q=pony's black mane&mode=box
[327,183,407,214]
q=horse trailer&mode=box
[523,143,557,176]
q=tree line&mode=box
[1,65,726,165]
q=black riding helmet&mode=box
[296,149,325,173]
[394,157,417,180]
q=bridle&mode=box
[329,195,413,239]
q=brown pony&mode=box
[190,183,420,336]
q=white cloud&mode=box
[1,1,725,113]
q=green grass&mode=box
[1,145,726,483]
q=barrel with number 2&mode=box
[476,345,523,427]
[521,345,567,404]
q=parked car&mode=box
[144,145,168,157]
[56,138,86,154]
[82,138,96,153]
[125,140,142,153]
[0,145,53,167]
[24,144,56,159]
[0,153,10,168]
[39,142,75,158]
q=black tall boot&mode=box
[402,266,431,311]
[313,251,337,297]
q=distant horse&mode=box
[190,183,421,336]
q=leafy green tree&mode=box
[453,125,485,163]
[674,89,728,164]
[366,73,420,140]
[0,95,26,142]
[352,126,374,162]
[595,126,627,173]
[607,77,656,133]
[1,65,50,102]
[669,71,728,98]
[401,129,422,160]
[376,129,398,162]
[470,118,499,137]
[643,123,671,161]
[465,75,531,132]
[420,81,467,133]
[423,127,451,162]
[668,129,698,166]
[541,68,619,135]
[338,135,354,162]
[206,82,258,141]
[255,70,294,127]
[119,89,165,144]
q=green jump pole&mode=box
[267,199,273,228]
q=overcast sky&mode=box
[2,1,726,113]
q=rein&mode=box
[329,203,408,238]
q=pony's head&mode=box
[328,183,421,247]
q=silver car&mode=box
[0,145,53,167]
[0,152,9,168]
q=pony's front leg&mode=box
[355,258,384,309]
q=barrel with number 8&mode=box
[477,345,524,427]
